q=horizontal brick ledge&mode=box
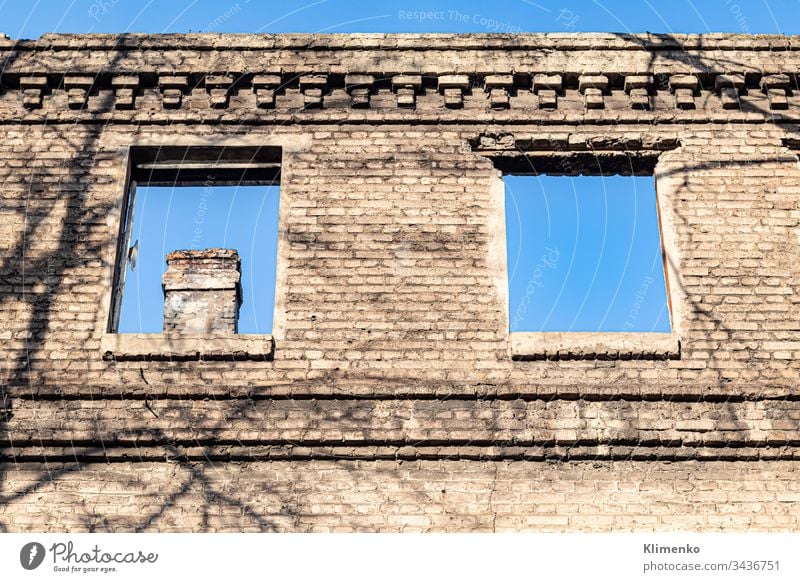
[2,444,797,463]
[100,333,274,361]
[7,113,800,128]
[6,436,799,450]
[4,381,796,400]
[511,332,680,360]
[20,33,799,52]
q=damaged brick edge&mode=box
[12,32,800,52]
[510,332,680,361]
[100,333,275,361]
[2,381,796,401]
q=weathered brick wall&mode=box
[2,461,798,532]
[0,33,799,531]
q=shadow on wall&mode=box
[0,40,298,529]
[0,33,798,531]
[615,31,800,454]
[0,38,126,530]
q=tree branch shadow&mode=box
[1,32,798,532]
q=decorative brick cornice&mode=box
[0,34,796,122]
[0,70,796,120]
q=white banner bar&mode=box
[1,533,798,582]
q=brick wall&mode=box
[0,33,799,531]
[2,461,797,532]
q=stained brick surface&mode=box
[0,33,799,531]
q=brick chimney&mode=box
[161,248,242,334]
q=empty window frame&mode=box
[504,173,672,334]
[108,146,281,335]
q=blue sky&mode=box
[505,176,670,332]
[0,0,799,37]
[6,1,795,333]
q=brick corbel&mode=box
[624,75,653,110]
[158,74,189,109]
[205,74,235,108]
[437,74,470,109]
[578,74,608,109]
[714,74,745,109]
[252,74,281,109]
[532,74,562,109]
[299,74,328,108]
[669,74,699,109]
[760,74,790,110]
[63,75,94,110]
[345,74,375,108]
[392,74,422,108]
[19,75,48,109]
[111,75,139,110]
[484,74,514,109]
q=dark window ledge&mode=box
[101,333,275,361]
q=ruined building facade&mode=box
[1,33,799,531]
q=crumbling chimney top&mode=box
[162,248,242,334]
